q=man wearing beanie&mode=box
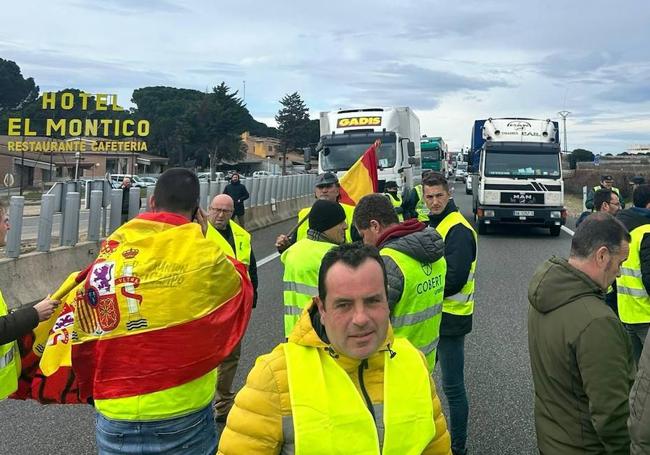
[281,199,347,337]
[275,172,355,253]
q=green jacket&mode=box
[527,257,635,455]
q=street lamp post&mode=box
[558,111,571,154]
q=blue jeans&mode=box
[437,335,469,454]
[96,405,217,455]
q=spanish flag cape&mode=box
[13,212,253,403]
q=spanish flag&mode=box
[13,212,253,403]
[338,140,380,206]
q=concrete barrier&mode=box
[1,195,316,310]
[0,241,101,310]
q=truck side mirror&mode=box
[408,157,416,165]
[407,142,416,157]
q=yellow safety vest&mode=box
[0,290,20,400]
[594,185,621,199]
[206,220,252,265]
[616,224,650,324]
[435,211,477,316]
[281,239,336,337]
[284,337,435,454]
[381,247,446,371]
[296,203,355,242]
[414,185,430,221]
[385,193,403,222]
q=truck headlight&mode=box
[484,190,499,204]
[550,211,561,219]
[484,210,495,217]
[546,192,563,205]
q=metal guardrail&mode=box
[3,174,317,258]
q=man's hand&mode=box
[195,207,209,237]
[275,234,291,253]
[34,296,60,322]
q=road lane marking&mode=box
[258,252,280,267]
[561,226,575,236]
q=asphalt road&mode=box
[0,183,575,454]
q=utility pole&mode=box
[558,111,571,154]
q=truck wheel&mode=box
[550,225,561,237]
[478,221,488,235]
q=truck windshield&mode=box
[320,141,397,171]
[422,149,440,161]
[484,151,560,178]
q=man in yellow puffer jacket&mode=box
[218,243,452,455]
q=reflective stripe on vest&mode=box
[616,224,650,324]
[414,185,430,221]
[0,290,19,400]
[284,338,435,454]
[435,211,477,316]
[381,247,446,371]
[296,203,355,242]
[281,239,336,337]
[385,193,403,221]
[206,220,252,265]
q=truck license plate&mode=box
[514,210,534,216]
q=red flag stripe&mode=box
[71,259,254,400]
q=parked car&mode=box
[140,176,158,186]
[465,174,473,194]
[252,171,274,178]
[109,174,150,188]
[198,172,225,181]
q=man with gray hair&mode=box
[528,212,635,454]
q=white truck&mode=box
[469,118,566,236]
[318,107,421,193]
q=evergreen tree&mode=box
[275,92,311,174]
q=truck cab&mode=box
[317,107,421,193]
[470,118,566,236]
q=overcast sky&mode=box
[2,0,649,154]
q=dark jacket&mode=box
[223,181,250,216]
[428,200,476,336]
[0,306,39,345]
[528,256,635,454]
[217,224,258,307]
[377,221,445,313]
[630,331,650,454]
[402,187,421,220]
[617,207,650,293]
[121,185,141,216]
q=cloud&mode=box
[187,62,245,77]
[71,0,189,14]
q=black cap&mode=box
[385,181,398,189]
[315,172,339,187]
[309,200,346,232]
[631,176,646,185]
[601,175,614,182]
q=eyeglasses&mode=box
[608,200,621,207]
[209,207,233,214]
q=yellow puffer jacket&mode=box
[218,303,452,454]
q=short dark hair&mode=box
[318,243,387,303]
[633,184,650,208]
[353,194,399,230]
[570,212,630,259]
[422,172,449,192]
[593,189,614,211]
[153,168,200,213]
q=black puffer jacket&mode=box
[223,181,250,216]
[378,227,445,313]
